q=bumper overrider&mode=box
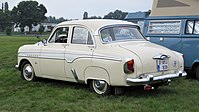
[15,64,19,70]
[126,71,187,85]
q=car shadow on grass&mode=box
[35,77,89,90]
[122,86,178,97]
[33,77,179,97]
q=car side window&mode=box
[72,27,93,45]
[49,27,69,43]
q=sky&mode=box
[1,0,153,19]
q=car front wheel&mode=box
[21,62,36,81]
[89,80,112,95]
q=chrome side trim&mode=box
[93,55,122,62]
[18,56,65,61]
[39,57,65,60]
[71,69,84,83]
[127,71,187,85]
[71,69,79,82]
[19,52,122,63]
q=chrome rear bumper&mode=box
[127,71,187,85]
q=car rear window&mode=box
[100,26,145,43]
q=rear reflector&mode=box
[144,85,154,91]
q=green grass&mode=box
[0,36,199,112]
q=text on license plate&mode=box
[157,60,169,71]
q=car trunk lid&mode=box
[118,41,179,75]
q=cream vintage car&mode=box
[16,19,187,95]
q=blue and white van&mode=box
[143,0,199,79]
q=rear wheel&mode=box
[196,66,199,81]
[21,61,36,81]
[89,80,112,95]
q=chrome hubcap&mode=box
[23,64,34,81]
[94,80,106,90]
[92,80,107,94]
[24,66,33,78]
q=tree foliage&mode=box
[46,16,67,23]
[5,27,11,35]
[103,10,128,20]
[82,12,102,19]
[83,12,88,19]
[82,9,127,20]
[38,25,45,34]
[0,2,11,32]
[89,16,102,19]
[11,1,47,32]
[4,2,9,13]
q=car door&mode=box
[40,27,69,78]
[65,26,95,82]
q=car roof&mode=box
[57,19,137,35]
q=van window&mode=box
[195,21,199,34]
[186,20,199,34]
[148,20,181,34]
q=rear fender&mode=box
[84,67,110,85]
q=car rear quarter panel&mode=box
[91,45,142,86]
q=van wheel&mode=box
[196,66,199,81]
[21,61,36,81]
[89,80,112,95]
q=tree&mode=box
[38,25,45,34]
[4,2,9,13]
[5,27,11,35]
[89,16,102,19]
[11,1,47,32]
[0,2,11,32]
[0,11,6,31]
[57,17,66,23]
[1,3,3,12]
[103,10,128,20]
[82,11,102,19]
[46,16,56,23]
[45,16,67,23]
[83,12,88,19]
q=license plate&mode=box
[157,60,169,71]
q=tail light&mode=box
[124,59,134,73]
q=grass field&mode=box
[0,36,199,112]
